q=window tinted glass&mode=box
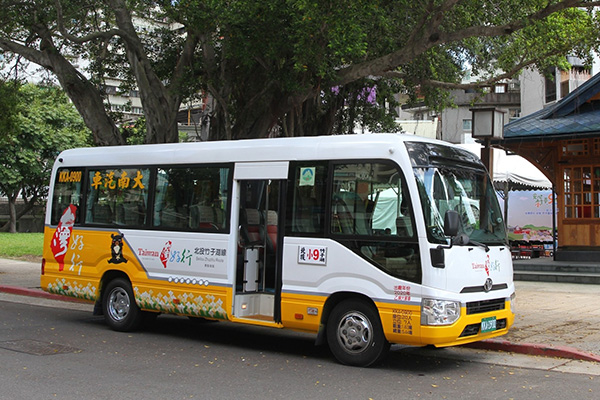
[154,166,230,232]
[287,163,328,235]
[85,168,150,226]
[330,161,420,283]
[331,162,415,239]
[51,168,83,225]
[414,166,506,244]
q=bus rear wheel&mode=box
[102,278,143,332]
[326,299,390,367]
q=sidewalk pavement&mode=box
[1,257,599,363]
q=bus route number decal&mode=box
[298,246,327,266]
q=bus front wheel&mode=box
[102,278,143,332]
[326,299,390,367]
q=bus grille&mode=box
[466,298,505,315]
[459,318,507,337]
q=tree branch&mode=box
[0,36,51,68]
[55,0,121,44]
[439,0,600,43]
[335,0,600,87]
[382,57,534,89]
[171,31,200,95]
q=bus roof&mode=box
[54,134,455,168]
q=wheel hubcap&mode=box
[337,311,372,353]
[108,287,130,322]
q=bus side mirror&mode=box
[435,210,461,254]
[444,210,460,237]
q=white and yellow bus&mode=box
[42,134,515,366]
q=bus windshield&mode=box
[406,142,507,245]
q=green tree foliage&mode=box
[0,80,20,142]
[121,117,147,145]
[1,1,599,143]
[0,83,91,232]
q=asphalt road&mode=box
[0,298,599,400]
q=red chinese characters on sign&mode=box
[50,205,77,271]
[394,284,411,302]
[297,246,327,266]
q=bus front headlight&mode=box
[421,298,460,326]
[510,292,516,314]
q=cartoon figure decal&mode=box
[160,241,172,268]
[108,234,128,264]
[50,205,77,271]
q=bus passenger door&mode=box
[233,162,287,323]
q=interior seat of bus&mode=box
[331,192,370,235]
[91,203,113,224]
[237,208,279,293]
[239,208,262,247]
[189,205,219,230]
[115,201,145,225]
[262,210,278,253]
[159,205,188,229]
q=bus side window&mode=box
[153,166,230,232]
[287,163,327,235]
[329,161,416,239]
[85,168,150,226]
[51,168,83,225]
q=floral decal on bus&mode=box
[134,287,227,320]
[46,277,97,301]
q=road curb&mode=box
[0,285,91,304]
[464,339,600,363]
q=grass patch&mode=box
[0,232,44,260]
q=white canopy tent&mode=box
[458,144,552,191]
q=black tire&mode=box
[326,299,390,367]
[102,278,143,332]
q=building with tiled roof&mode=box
[497,72,600,261]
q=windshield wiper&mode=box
[468,239,490,252]
[453,234,489,252]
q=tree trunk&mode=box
[48,56,125,146]
[7,193,17,233]
[110,0,183,143]
[35,27,124,145]
[1,27,125,146]
[123,50,181,143]
[0,193,40,233]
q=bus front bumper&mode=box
[420,303,515,347]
